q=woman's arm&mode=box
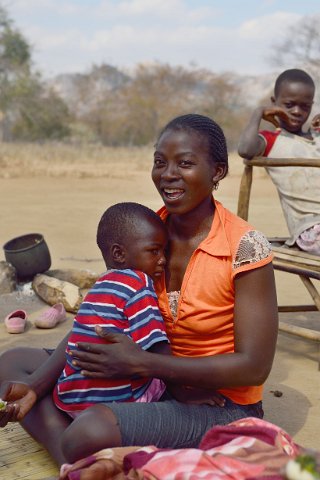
[71,263,278,390]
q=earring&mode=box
[213,181,219,191]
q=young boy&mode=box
[238,68,320,255]
[53,202,170,415]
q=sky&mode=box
[6,0,320,78]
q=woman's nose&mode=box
[161,163,179,179]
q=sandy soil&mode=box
[0,158,319,450]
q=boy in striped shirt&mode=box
[53,202,170,415]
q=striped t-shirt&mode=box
[53,269,168,413]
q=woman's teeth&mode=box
[164,188,183,199]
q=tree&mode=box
[81,63,245,148]
[0,5,71,141]
[269,15,320,79]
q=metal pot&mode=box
[3,233,51,281]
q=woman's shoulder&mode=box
[215,202,272,269]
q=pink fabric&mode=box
[135,378,166,403]
[124,417,300,479]
[59,418,308,480]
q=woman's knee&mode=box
[61,404,122,463]
[0,347,48,381]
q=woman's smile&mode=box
[162,187,185,202]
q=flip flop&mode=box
[34,303,67,329]
[4,310,27,334]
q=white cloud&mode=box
[7,1,307,77]
[239,12,300,39]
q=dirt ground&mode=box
[0,162,319,451]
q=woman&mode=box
[0,114,278,467]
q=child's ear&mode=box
[270,96,276,104]
[111,244,126,264]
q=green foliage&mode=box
[0,5,71,141]
[12,87,71,141]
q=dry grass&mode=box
[0,142,153,179]
[0,142,265,179]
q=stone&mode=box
[0,261,17,294]
[45,268,99,289]
[32,274,83,313]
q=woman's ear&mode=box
[111,244,126,264]
[212,164,227,183]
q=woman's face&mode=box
[152,129,224,215]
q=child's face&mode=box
[124,220,167,281]
[272,81,314,134]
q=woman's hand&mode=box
[0,381,37,427]
[168,384,226,406]
[71,326,146,378]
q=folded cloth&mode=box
[58,418,319,480]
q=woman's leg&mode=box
[60,397,263,463]
[0,347,72,465]
[61,404,122,463]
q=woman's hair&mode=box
[97,202,165,261]
[157,113,228,177]
[274,69,315,97]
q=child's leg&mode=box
[0,347,72,465]
[60,404,122,463]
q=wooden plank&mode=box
[279,321,320,342]
[272,246,320,266]
[278,305,318,312]
[243,157,320,168]
[272,259,320,280]
[237,164,252,221]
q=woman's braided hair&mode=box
[158,113,229,178]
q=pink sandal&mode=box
[4,310,27,334]
[34,303,67,329]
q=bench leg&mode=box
[299,275,320,311]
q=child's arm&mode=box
[0,333,69,425]
[238,106,289,159]
[311,114,320,128]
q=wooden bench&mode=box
[237,157,320,363]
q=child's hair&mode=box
[274,69,315,97]
[157,113,229,177]
[96,202,165,261]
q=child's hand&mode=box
[0,381,37,427]
[311,114,320,128]
[261,106,289,128]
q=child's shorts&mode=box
[296,223,320,255]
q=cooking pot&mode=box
[3,233,51,281]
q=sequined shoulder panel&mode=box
[233,230,272,270]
